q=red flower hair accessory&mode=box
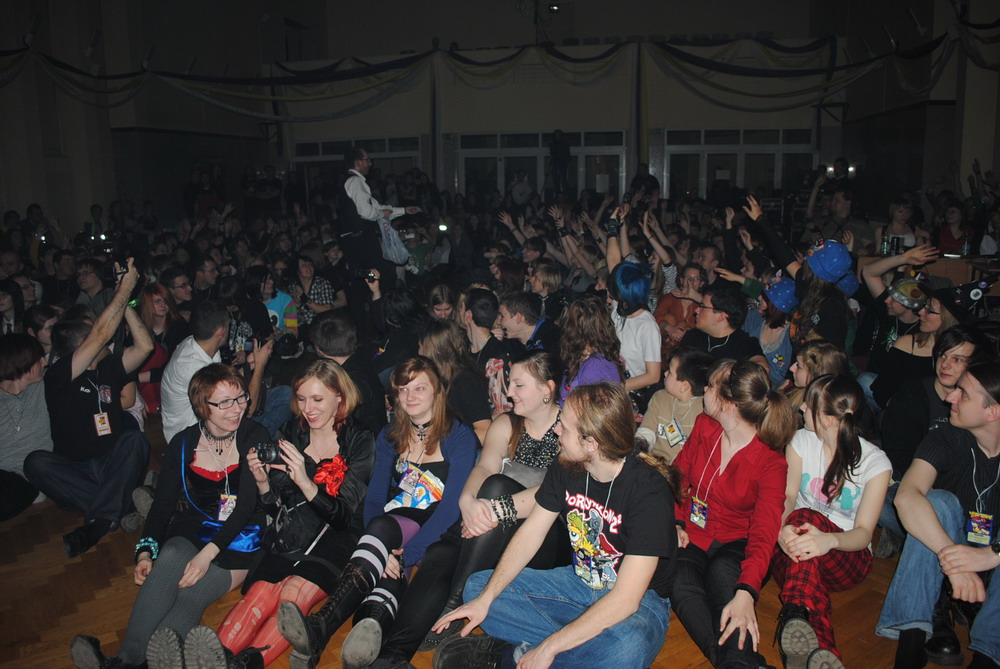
[313,454,349,496]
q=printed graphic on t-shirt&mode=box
[566,504,623,590]
[800,473,861,511]
[485,357,512,414]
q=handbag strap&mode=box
[181,436,215,522]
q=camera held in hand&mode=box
[255,442,281,465]
[353,269,377,283]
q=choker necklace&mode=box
[410,420,432,443]
[201,422,236,456]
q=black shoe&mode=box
[63,520,113,558]
[873,528,903,559]
[183,626,225,669]
[968,652,1000,668]
[926,592,963,667]
[776,603,818,669]
[147,628,184,669]
[432,634,514,669]
[71,635,116,669]
[419,590,465,652]
[277,563,372,669]
[806,648,844,669]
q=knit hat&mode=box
[763,272,799,314]
[887,275,927,311]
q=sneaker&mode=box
[132,485,156,521]
[63,521,112,558]
[70,635,106,669]
[342,617,384,669]
[777,604,818,669]
[120,511,143,534]
[806,648,844,669]
[873,529,903,559]
[183,626,227,669]
[147,628,184,669]
[433,634,514,669]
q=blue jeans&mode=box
[877,480,903,538]
[876,490,1000,664]
[856,371,881,412]
[465,566,670,668]
[253,385,293,437]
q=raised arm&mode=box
[860,244,939,297]
[121,306,154,374]
[70,260,140,380]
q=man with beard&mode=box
[432,382,677,668]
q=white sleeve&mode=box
[638,314,662,363]
[345,174,405,222]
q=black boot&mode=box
[925,592,963,666]
[278,562,372,669]
[342,598,399,669]
[894,628,927,669]
[71,635,129,669]
[419,589,465,652]
[775,603,818,669]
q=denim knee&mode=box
[925,490,964,536]
[463,569,492,603]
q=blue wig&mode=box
[611,262,651,315]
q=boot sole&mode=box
[925,648,964,666]
[183,626,227,669]
[288,650,317,669]
[342,617,383,669]
[147,628,185,669]
[277,601,315,656]
[807,648,845,669]
[780,618,819,669]
[69,635,102,669]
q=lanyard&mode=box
[971,448,1000,514]
[695,433,723,501]
[87,377,103,414]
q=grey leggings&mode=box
[118,537,235,664]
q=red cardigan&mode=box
[673,413,788,592]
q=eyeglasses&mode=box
[173,281,191,289]
[694,302,722,312]
[207,393,250,410]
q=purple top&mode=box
[560,354,623,404]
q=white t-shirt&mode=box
[610,306,661,380]
[791,428,891,532]
[160,336,221,443]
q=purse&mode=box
[181,437,262,553]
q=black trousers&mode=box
[0,469,38,522]
[378,474,568,662]
[23,430,149,524]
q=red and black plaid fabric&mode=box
[770,507,873,657]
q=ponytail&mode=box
[757,389,797,451]
[806,375,864,500]
[637,450,681,496]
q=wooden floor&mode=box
[2,416,921,669]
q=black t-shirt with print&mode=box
[536,454,677,597]
[45,353,128,461]
[915,424,1000,521]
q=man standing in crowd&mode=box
[24,260,152,557]
[337,147,420,334]
[190,254,220,305]
[433,382,676,668]
[160,300,229,442]
[461,287,512,415]
[42,250,80,306]
[75,258,114,315]
[877,362,1000,669]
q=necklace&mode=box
[200,421,236,456]
[0,386,26,434]
[411,419,432,443]
[584,457,626,511]
[707,333,731,353]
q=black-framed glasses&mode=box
[694,302,722,312]
[207,393,250,410]
[173,281,191,289]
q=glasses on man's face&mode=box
[695,302,721,312]
[173,281,191,290]
[207,393,250,410]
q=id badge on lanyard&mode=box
[690,495,708,528]
[967,511,993,545]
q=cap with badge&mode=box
[887,274,927,311]
[763,272,799,314]
[805,239,859,296]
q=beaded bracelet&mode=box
[495,494,517,529]
[135,537,159,562]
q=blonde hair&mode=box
[291,359,360,428]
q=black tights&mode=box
[377,474,568,662]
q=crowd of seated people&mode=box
[1,152,999,669]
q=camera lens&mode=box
[255,442,279,464]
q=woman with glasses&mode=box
[276,356,477,669]
[70,364,270,669]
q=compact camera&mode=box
[255,442,281,464]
